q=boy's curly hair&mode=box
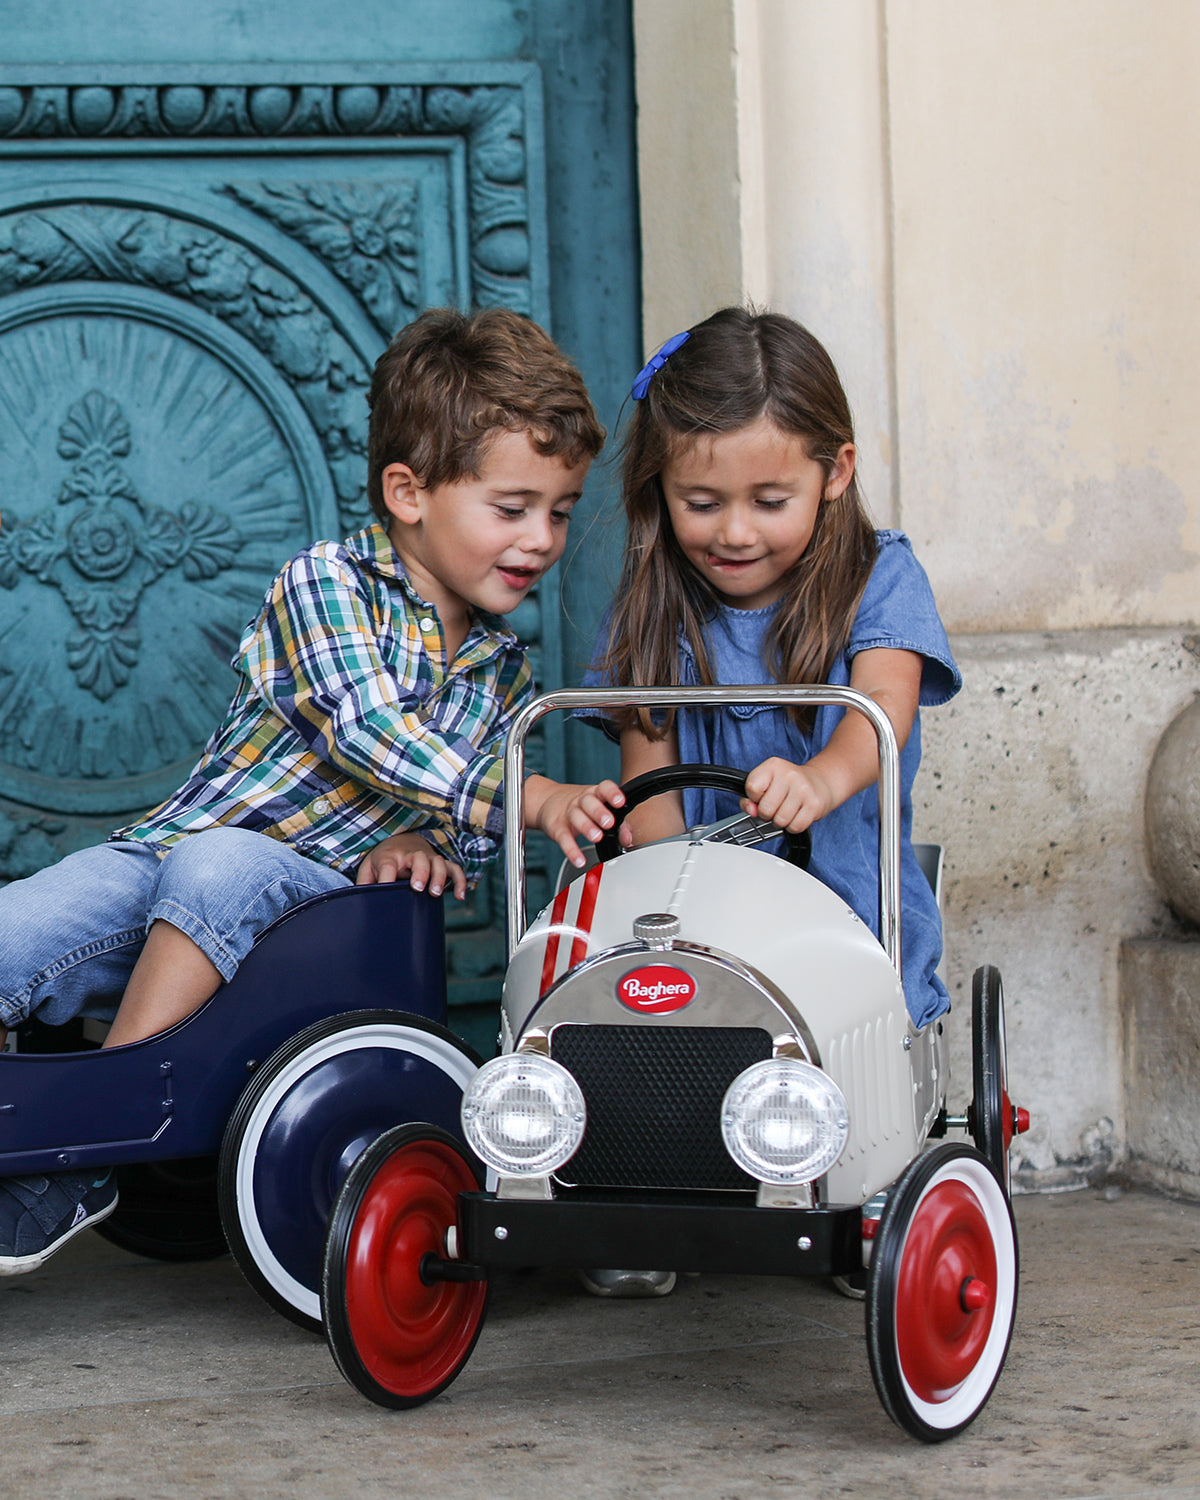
[366,307,605,518]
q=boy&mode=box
[0,307,625,1273]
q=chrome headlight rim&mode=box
[460,1052,586,1177]
[721,1057,849,1185]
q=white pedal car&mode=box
[321,686,1028,1442]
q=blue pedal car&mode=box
[0,880,479,1331]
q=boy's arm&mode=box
[742,647,923,833]
[244,547,521,856]
[522,774,627,869]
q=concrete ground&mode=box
[2,1185,1199,1500]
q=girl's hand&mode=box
[743,650,924,836]
[742,757,836,835]
[356,832,468,899]
[524,773,628,868]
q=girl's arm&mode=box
[617,724,687,846]
[743,647,923,834]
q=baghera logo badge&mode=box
[616,964,696,1015]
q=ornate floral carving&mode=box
[0,81,535,313]
[225,179,420,337]
[424,85,531,312]
[0,391,242,701]
[0,202,372,530]
[0,807,71,883]
[0,74,545,955]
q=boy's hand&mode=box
[523,773,628,869]
[356,832,468,899]
[741,757,836,835]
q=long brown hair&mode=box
[602,307,877,735]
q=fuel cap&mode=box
[632,912,680,950]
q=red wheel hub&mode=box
[895,1179,998,1404]
[344,1139,485,1399]
[1001,1092,1032,1149]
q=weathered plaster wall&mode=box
[924,631,1200,1184]
[885,2,1200,633]
[633,0,744,341]
[632,0,1200,1187]
[730,0,899,521]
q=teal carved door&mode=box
[0,3,639,1052]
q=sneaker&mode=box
[578,1268,676,1298]
[0,1169,118,1275]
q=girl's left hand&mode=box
[741,757,835,835]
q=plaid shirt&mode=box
[113,523,533,882]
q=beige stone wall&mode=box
[887,2,1200,633]
[633,0,1200,1186]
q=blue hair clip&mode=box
[631,330,691,400]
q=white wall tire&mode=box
[218,1010,479,1331]
[866,1143,1018,1441]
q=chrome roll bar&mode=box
[502,686,902,978]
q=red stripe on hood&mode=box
[538,884,573,997]
[568,862,603,969]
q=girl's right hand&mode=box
[742,756,836,835]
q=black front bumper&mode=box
[458,1190,864,1278]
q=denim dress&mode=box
[580,531,961,1028]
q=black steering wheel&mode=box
[595,763,811,869]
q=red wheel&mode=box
[322,1124,487,1408]
[866,1143,1018,1442]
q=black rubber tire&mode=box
[970,965,1010,1191]
[866,1142,1018,1442]
[95,1157,227,1262]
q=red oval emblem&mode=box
[617,964,696,1014]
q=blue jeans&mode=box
[0,830,352,1029]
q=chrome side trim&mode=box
[756,1181,816,1209]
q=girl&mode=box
[582,307,960,1030]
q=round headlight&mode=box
[461,1053,586,1176]
[721,1058,849,1184]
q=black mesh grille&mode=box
[550,1024,773,1190]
